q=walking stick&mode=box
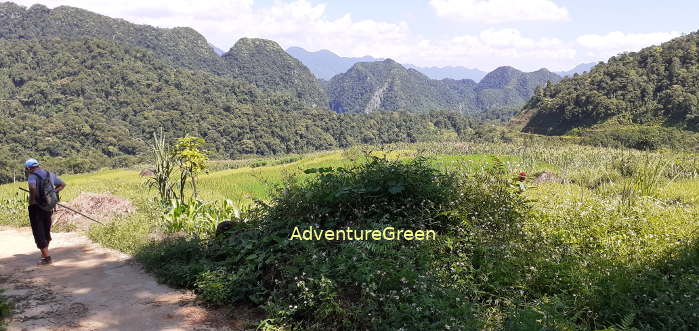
[18,187,104,225]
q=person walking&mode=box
[25,159,66,265]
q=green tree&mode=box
[173,136,208,202]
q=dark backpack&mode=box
[33,171,58,212]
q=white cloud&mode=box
[577,31,680,52]
[13,0,410,58]
[429,0,569,24]
[9,0,578,70]
[413,28,576,71]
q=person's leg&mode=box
[29,205,51,263]
[29,205,46,250]
[42,209,52,258]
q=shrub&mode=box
[579,126,699,151]
[0,290,12,330]
[139,156,530,329]
[160,199,242,238]
[137,238,213,288]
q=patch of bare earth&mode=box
[53,193,135,230]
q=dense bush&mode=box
[160,199,241,237]
[578,126,699,151]
[138,157,530,329]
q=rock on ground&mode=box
[532,171,563,184]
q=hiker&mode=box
[25,159,66,265]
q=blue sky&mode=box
[13,0,699,71]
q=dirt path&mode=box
[0,228,237,330]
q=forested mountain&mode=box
[223,38,328,107]
[286,46,486,81]
[519,31,699,135]
[328,59,478,114]
[0,38,472,182]
[328,59,560,119]
[0,2,225,74]
[0,2,327,107]
[475,66,562,115]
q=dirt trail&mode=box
[0,228,235,330]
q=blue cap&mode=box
[25,159,40,168]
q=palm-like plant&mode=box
[144,129,177,203]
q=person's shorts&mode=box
[29,205,53,249]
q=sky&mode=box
[11,0,699,72]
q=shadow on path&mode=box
[0,228,233,330]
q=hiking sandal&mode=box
[38,256,52,265]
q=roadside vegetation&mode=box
[0,290,11,331]
[1,138,697,329]
[575,125,699,151]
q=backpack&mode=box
[33,171,58,212]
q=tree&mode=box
[173,136,208,202]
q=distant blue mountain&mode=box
[286,47,382,80]
[287,46,486,82]
[404,64,487,82]
[209,43,225,56]
[555,62,597,77]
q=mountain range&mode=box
[285,47,385,81]
[285,46,593,82]
[286,46,487,82]
[0,2,608,122]
[0,1,477,181]
[1,1,697,179]
[328,60,561,121]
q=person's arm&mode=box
[27,176,38,205]
[54,175,66,192]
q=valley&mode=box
[0,1,698,330]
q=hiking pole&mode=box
[18,188,104,225]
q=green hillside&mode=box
[0,3,328,108]
[328,59,560,119]
[519,31,699,135]
[223,38,328,107]
[328,59,478,114]
[0,2,225,74]
[475,66,561,111]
